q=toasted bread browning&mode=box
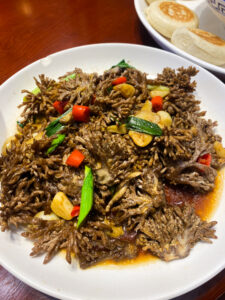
[190,29,225,46]
[146,1,198,39]
[159,2,194,22]
[172,27,225,65]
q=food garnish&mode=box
[77,166,94,229]
[106,86,113,94]
[72,105,90,123]
[51,192,74,220]
[71,205,80,218]
[23,86,40,102]
[126,116,162,136]
[107,124,127,134]
[17,121,25,128]
[35,211,59,221]
[112,76,127,85]
[111,59,134,69]
[45,108,72,136]
[46,134,66,154]
[66,149,85,168]
[113,83,135,98]
[148,85,170,98]
[157,111,172,128]
[197,153,212,166]
[151,96,163,112]
[214,141,225,158]
[63,73,76,81]
[53,100,68,114]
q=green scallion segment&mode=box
[106,86,113,94]
[46,134,66,154]
[63,73,76,81]
[77,166,94,229]
[46,122,64,137]
[17,121,25,128]
[31,86,41,94]
[45,107,72,137]
[111,59,134,69]
[126,116,162,136]
[23,87,41,102]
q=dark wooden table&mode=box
[0,0,225,299]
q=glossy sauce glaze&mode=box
[165,168,225,221]
[100,169,225,267]
[60,170,225,267]
[99,251,158,268]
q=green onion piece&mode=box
[23,87,41,102]
[126,116,162,136]
[45,107,72,137]
[32,87,41,94]
[17,121,25,128]
[46,134,66,154]
[106,86,113,94]
[77,166,94,229]
[46,122,64,137]
[63,73,76,82]
[111,59,134,69]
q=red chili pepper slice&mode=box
[53,100,68,114]
[197,153,212,166]
[72,105,90,123]
[112,76,127,85]
[71,205,80,217]
[151,96,163,112]
[66,149,85,168]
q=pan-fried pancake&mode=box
[190,29,225,46]
[145,0,165,5]
[146,1,198,38]
[171,27,225,66]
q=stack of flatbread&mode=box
[145,0,225,66]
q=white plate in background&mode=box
[0,43,225,300]
[134,0,225,79]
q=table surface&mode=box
[0,0,225,299]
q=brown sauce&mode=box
[99,168,225,268]
[99,252,158,268]
[60,169,225,268]
[165,168,225,221]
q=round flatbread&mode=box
[145,0,164,5]
[171,27,225,66]
[146,1,198,38]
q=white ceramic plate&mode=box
[0,43,225,300]
[134,0,225,79]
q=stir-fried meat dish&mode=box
[1,61,225,269]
